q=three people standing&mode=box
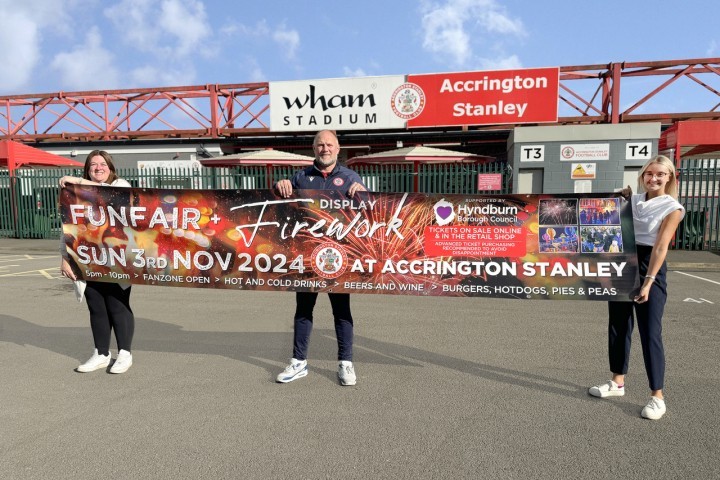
[58,147,686,407]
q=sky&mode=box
[0,0,719,114]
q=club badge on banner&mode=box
[60,186,639,301]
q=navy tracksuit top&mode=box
[289,163,366,195]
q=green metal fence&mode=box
[354,164,415,192]
[3,160,717,249]
[418,162,512,194]
[1,163,513,239]
[675,158,720,250]
[0,170,63,240]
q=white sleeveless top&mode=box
[631,193,685,246]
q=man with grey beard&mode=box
[275,130,367,386]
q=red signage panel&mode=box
[477,173,503,191]
[407,67,559,127]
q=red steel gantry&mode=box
[0,58,718,143]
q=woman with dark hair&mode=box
[59,150,135,374]
[589,155,685,420]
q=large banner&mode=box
[60,186,639,301]
[269,67,559,132]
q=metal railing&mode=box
[676,158,720,250]
[0,162,512,239]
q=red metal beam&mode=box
[0,59,718,143]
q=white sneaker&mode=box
[338,360,356,386]
[276,358,308,383]
[76,349,111,373]
[110,349,133,374]
[641,396,666,420]
[589,380,625,398]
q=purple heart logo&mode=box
[436,206,452,220]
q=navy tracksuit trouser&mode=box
[607,245,667,391]
[293,292,354,361]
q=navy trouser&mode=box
[85,281,134,356]
[607,245,667,391]
[293,292,354,361]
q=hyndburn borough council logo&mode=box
[433,198,455,226]
[311,243,348,279]
[391,83,425,120]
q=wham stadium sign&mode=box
[270,76,408,131]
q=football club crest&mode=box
[391,83,425,120]
[311,243,348,279]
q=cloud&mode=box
[159,0,212,56]
[130,64,196,87]
[104,0,213,58]
[420,0,525,67]
[223,19,271,37]
[273,25,300,59]
[248,67,266,83]
[476,54,522,70]
[0,0,75,34]
[343,67,367,77]
[234,56,266,83]
[221,19,300,61]
[707,40,717,57]
[50,27,120,90]
[422,4,470,65]
[0,0,80,92]
[480,8,525,35]
[97,0,214,88]
[0,11,40,91]
[104,0,156,52]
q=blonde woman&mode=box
[589,155,685,419]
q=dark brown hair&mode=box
[83,150,118,184]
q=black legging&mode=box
[84,281,134,356]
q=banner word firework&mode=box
[60,186,639,301]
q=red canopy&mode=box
[659,120,720,164]
[0,140,84,175]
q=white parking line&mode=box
[0,267,61,278]
[38,269,55,279]
[674,271,720,286]
[0,255,55,263]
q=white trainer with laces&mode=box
[110,349,133,374]
[276,358,308,383]
[641,396,666,420]
[589,380,625,398]
[338,360,356,386]
[76,349,111,373]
